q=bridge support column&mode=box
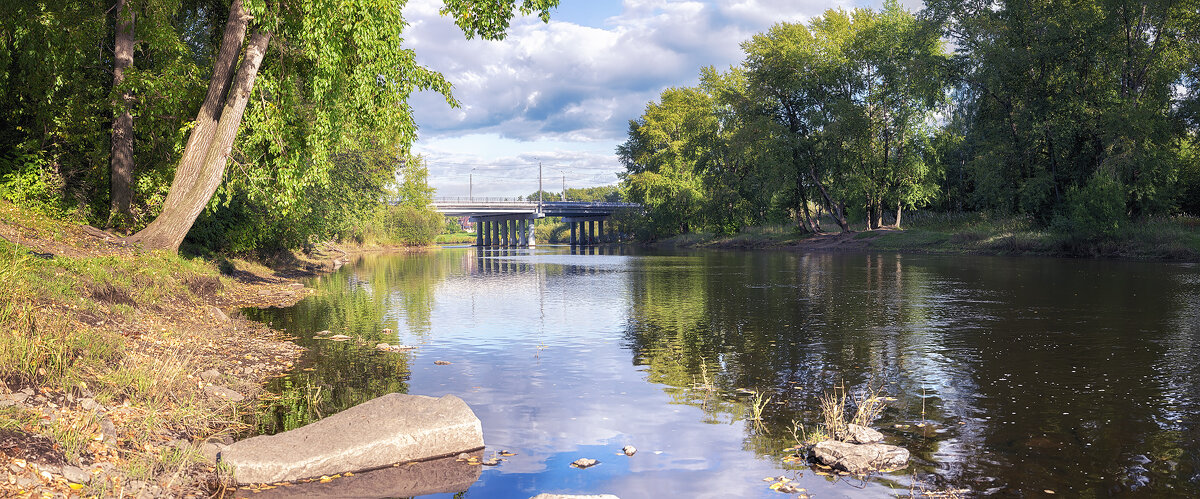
[588,220,595,245]
[483,221,491,246]
[525,218,536,247]
[476,221,482,247]
[518,219,526,247]
[509,219,518,247]
[570,222,577,246]
[598,220,605,244]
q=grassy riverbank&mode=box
[658,212,1200,261]
[0,202,339,497]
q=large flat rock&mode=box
[812,440,909,475]
[234,451,482,498]
[223,393,484,484]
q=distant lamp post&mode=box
[469,167,476,202]
[558,170,567,201]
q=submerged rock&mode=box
[221,393,483,484]
[375,343,416,352]
[812,440,909,475]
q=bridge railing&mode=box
[432,198,640,208]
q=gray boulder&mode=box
[812,440,909,475]
[844,424,884,444]
[222,393,483,484]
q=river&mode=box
[244,246,1200,498]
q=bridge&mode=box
[431,198,641,247]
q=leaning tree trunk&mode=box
[126,0,258,251]
[109,0,135,224]
[807,162,849,232]
[895,202,903,229]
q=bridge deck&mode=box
[432,200,640,218]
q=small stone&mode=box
[79,398,103,412]
[203,385,245,403]
[100,418,118,443]
[11,392,28,404]
[327,334,353,341]
[0,399,14,408]
[621,445,636,456]
[570,458,599,469]
[201,443,225,464]
[199,369,221,382]
[434,360,452,365]
[844,424,884,444]
[60,465,89,484]
[15,475,36,488]
[206,305,230,323]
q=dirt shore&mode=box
[0,203,353,497]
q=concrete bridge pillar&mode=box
[588,220,596,245]
[483,220,491,246]
[598,220,605,244]
[476,224,482,246]
[570,222,577,246]
[525,218,536,247]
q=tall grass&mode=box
[817,382,886,441]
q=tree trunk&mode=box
[807,162,849,232]
[895,202,903,229]
[792,149,814,233]
[109,0,135,225]
[126,0,254,251]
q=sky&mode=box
[403,0,921,199]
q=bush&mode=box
[1054,174,1127,238]
[355,205,443,246]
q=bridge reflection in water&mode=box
[431,199,641,247]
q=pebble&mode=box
[79,398,103,412]
[203,385,245,402]
[199,369,221,382]
[571,458,599,469]
[621,445,636,456]
[61,465,89,484]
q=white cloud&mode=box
[405,0,924,196]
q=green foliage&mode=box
[1055,174,1128,238]
[0,0,554,251]
[926,0,1194,226]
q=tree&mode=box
[925,0,1193,226]
[109,0,135,224]
[618,87,716,235]
[125,0,560,251]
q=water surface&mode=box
[246,247,1200,497]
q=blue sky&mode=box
[403,0,920,198]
